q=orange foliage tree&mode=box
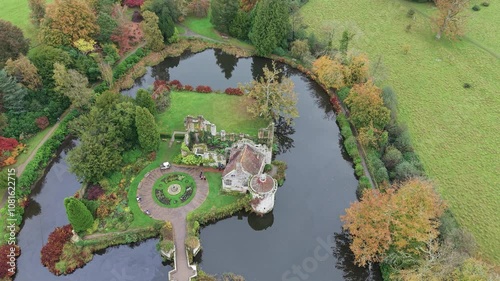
[433,0,470,40]
[344,80,390,130]
[312,56,345,90]
[39,0,99,46]
[341,179,445,267]
[312,53,370,90]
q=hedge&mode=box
[113,48,148,80]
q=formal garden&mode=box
[0,0,498,280]
[152,172,196,208]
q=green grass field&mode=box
[0,0,53,40]
[157,91,269,136]
[189,172,244,217]
[301,0,500,263]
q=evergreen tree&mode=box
[64,197,94,233]
[229,10,253,40]
[249,0,290,55]
[141,11,164,51]
[135,106,160,152]
[135,89,157,115]
[210,0,239,34]
[0,70,27,115]
[158,7,176,43]
[96,12,117,43]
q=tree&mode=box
[210,0,239,33]
[135,89,157,115]
[434,0,470,40]
[142,0,178,42]
[249,0,290,55]
[158,7,176,43]
[39,0,99,46]
[240,62,298,123]
[339,30,354,54]
[64,197,94,233]
[312,56,345,90]
[341,179,445,267]
[28,45,72,84]
[343,53,370,87]
[4,55,42,90]
[229,10,252,40]
[0,70,28,114]
[53,63,94,109]
[67,125,123,182]
[29,0,46,27]
[241,0,258,12]
[0,20,30,68]
[344,81,390,130]
[135,106,160,152]
[96,12,118,43]
[141,11,164,52]
[187,0,209,18]
[290,39,310,60]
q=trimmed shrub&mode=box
[355,163,364,177]
[382,146,403,170]
[168,80,183,89]
[224,87,243,96]
[356,176,371,197]
[394,161,422,181]
[113,48,147,80]
[64,198,94,233]
[375,167,389,184]
[124,0,144,8]
[85,185,105,200]
[183,85,194,91]
[481,2,489,6]
[195,85,212,93]
[472,5,480,11]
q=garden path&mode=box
[137,166,210,281]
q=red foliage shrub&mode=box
[183,85,194,91]
[0,137,18,152]
[35,116,50,130]
[111,22,143,55]
[40,225,73,275]
[224,87,244,96]
[195,85,212,93]
[330,96,342,114]
[168,80,183,89]
[124,0,144,7]
[0,244,20,278]
[153,79,167,92]
[85,185,105,200]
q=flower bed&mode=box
[151,172,197,208]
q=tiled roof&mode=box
[223,144,264,176]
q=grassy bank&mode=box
[301,0,500,262]
[0,0,53,40]
[157,91,268,136]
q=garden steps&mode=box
[136,165,210,280]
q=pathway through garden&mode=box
[0,109,71,208]
[137,166,210,281]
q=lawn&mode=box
[0,0,53,40]
[301,0,500,262]
[189,172,244,217]
[127,142,181,228]
[152,172,197,208]
[157,91,269,136]
[14,125,54,168]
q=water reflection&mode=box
[214,49,238,79]
[247,212,274,231]
[274,116,296,155]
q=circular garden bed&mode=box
[152,172,197,208]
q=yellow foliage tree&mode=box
[73,38,96,54]
[39,0,99,46]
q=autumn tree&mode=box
[53,63,94,109]
[434,0,470,40]
[4,55,42,90]
[0,70,28,114]
[312,56,345,90]
[344,80,390,130]
[64,197,94,233]
[290,39,311,61]
[28,45,72,84]
[211,0,239,33]
[341,179,445,267]
[141,11,164,52]
[39,0,99,46]
[240,62,298,123]
[0,20,30,68]
[250,0,290,55]
[343,53,370,86]
[135,106,160,152]
[29,0,46,27]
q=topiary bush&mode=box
[394,161,422,181]
[383,146,403,170]
[472,5,481,11]
[481,2,489,6]
[356,176,371,198]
